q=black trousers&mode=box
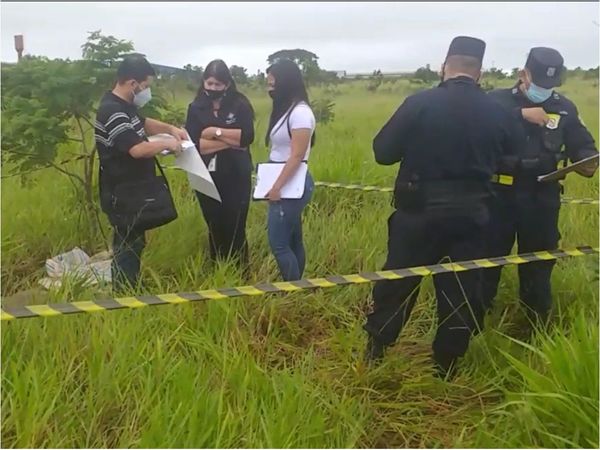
[196,170,251,267]
[482,184,561,321]
[364,204,489,363]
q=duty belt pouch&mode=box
[520,157,541,170]
[541,121,566,172]
[394,182,424,212]
[498,155,520,174]
[108,159,178,231]
[542,126,563,154]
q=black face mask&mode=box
[205,89,226,100]
[268,89,277,100]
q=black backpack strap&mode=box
[271,102,297,138]
[154,157,170,187]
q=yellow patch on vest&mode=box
[546,113,561,130]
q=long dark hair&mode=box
[265,59,314,146]
[194,59,254,118]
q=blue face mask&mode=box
[525,82,553,104]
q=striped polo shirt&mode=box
[95,91,154,211]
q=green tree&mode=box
[81,30,136,67]
[571,66,584,77]
[414,64,438,83]
[265,49,341,86]
[230,65,248,84]
[484,67,507,80]
[267,49,321,85]
[182,64,203,85]
[2,55,112,246]
[267,49,319,70]
[367,69,383,92]
[2,31,178,248]
[584,66,599,79]
[249,69,266,88]
[311,97,335,124]
[318,70,341,85]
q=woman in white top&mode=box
[264,59,316,281]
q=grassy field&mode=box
[1,77,598,448]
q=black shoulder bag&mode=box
[108,158,178,231]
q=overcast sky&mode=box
[1,2,598,73]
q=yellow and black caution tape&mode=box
[313,180,599,205]
[314,181,393,193]
[6,160,595,204]
[560,196,599,205]
[165,166,598,205]
[1,246,597,321]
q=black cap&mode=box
[525,47,564,88]
[446,36,486,63]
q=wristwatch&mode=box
[215,128,222,138]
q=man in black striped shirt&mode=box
[95,56,188,293]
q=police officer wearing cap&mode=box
[483,47,598,325]
[363,36,519,378]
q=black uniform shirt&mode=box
[488,85,598,178]
[373,77,518,186]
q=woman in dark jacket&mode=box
[185,60,255,267]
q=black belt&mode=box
[394,179,491,211]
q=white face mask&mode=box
[133,87,151,107]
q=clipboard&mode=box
[537,154,599,182]
[253,162,308,200]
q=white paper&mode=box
[148,134,221,202]
[253,162,308,200]
[537,154,599,182]
[176,142,221,202]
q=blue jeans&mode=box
[112,227,146,294]
[267,173,314,281]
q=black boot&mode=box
[364,335,386,365]
[433,353,458,380]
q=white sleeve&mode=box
[289,104,315,131]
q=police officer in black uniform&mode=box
[482,48,598,324]
[363,36,519,377]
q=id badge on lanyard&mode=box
[208,155,217,172]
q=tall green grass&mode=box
[2,77,598,448]
[471,311,598,448]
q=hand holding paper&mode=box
[149,133,186,155]
[148,134,221,202]
[169,126,190,141]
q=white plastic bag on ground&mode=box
[44,247,90,279]
[39,247,112,289]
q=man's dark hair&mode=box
[445,55,482,77]
[117,56,156,84]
